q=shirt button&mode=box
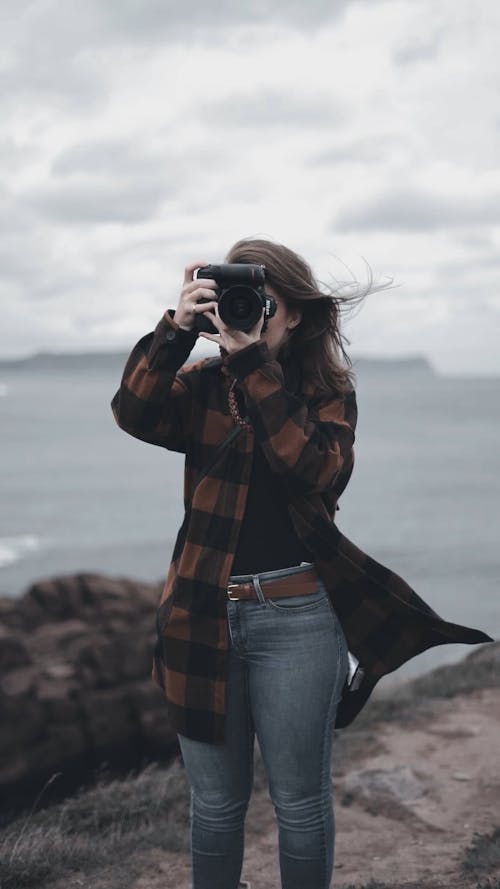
[165,329,176,341]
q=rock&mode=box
[34,619,88,647]
[43,662,76,681]
[1,665,37,696]
[341,765,431,815]
[81,687,136,749]
[0,696,46,755]
[0,571,176,815]
[0,625,32,670]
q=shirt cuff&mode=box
[148,309,199,368]
[222,339,273,379]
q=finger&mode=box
[252,307,266,334]
[194,300,218,312]
[183,260,210,284]
[201,307,222,329]
[184,279,218,294]
[186,290,218,310]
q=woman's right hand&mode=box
[170,260,218,332]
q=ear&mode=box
[289,309,302,330]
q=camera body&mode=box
[194,263,276,333]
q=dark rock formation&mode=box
[0,572,176,816]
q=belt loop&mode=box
[252,574,266,604]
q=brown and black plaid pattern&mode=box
[111,310,493,744]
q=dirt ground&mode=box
[127,686,500,889]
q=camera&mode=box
[194,263,277,333]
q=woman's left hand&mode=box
[196,301,265,355]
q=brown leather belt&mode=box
[227,565,319,601]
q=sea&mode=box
[0,351,498,686]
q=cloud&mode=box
[83,0,348,42]
[0,0,371,108]
[44,138,235,223]
[24,137,223,226]
[1,0,499,374]
[198,88,345,129]
[24,178,175,224]
[0,3,103,109]
[334,186,500,232]
[308,134,400,166]
[4,0,347,62]
[393,31,444,66]
[0,138,38,171]
[51,138,221,181]
[52,140,170,178]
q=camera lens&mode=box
[219,285,262,330]
[231,295,252,319]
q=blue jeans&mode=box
[177,562,349,889]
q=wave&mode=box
[0,534,43,568]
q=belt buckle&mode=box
[227,581,241,601]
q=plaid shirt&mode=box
[111,310,493,744]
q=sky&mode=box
[1,0,500,374]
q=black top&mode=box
[231,440,312,575]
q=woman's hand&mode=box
[171,259,265,354]
[171,260,218,331]
[198,302,265,355]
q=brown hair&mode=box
[225,237,391,397]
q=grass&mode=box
[0,760,190,889]
[405,644,500,700]
[462,827,500,873]
[344,640,500,733]
[339,881,426,889]
[339,880,500,889]
[1,642,498,889]
[339,881,397,889]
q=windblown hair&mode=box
[225,237,392,397]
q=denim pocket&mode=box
[266,584,331,613]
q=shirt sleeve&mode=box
[110,310,200,453]
[223,339,357,496]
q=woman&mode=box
[110,238,491,889]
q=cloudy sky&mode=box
[2,0,499,374]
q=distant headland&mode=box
[0,350,437,375]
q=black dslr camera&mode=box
[194,263,277,333]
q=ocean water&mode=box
[0,355,498,684]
